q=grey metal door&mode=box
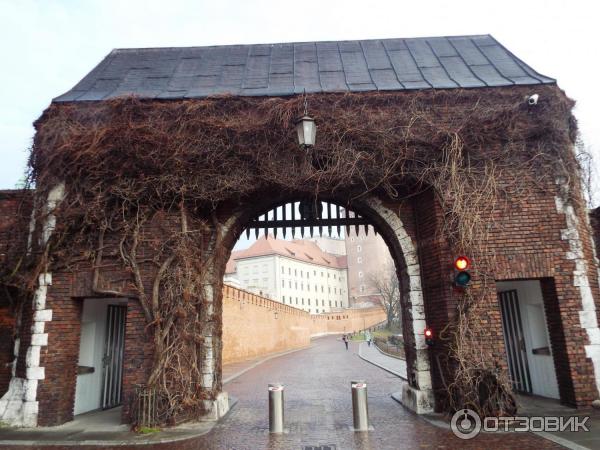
[102,304,127,409]
[498,290,532,394]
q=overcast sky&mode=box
[1,0,599,201]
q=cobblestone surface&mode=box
[195,336,561,449]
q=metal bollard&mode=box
[268,383,284,433]
[351,380,369,431]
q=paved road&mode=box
[196,336,560,449]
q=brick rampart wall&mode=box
[222,284,385,365]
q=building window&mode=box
[329,300,332,306]
[289,268,291,275]
[289,280,292,288]
[322,299,324,306]
[301,270,303,278]
[295,282,298,289]
[321,286,324,292]
[296,297,298,304]
[334,287,337,294]
[357,257,362,264]
[281,266,284,274]
[308,299,311,305]
[295,269,297,276]
[357,245,362,253]
[360,285,365,293]
[321,271,324,277]
[302,298,305,305]
[314,270,316,276]
[282,280,285,287]
[282,296,285,303]
[334,274,336,280]
[335,301,338,307]
[328,287,331,293]
[358,271,364,278]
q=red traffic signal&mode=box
[453,256,472,287]
[424,327,434,346]
[453,256,471,271]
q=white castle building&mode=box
[225,235,349,314]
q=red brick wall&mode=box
[121,299,154,423]
[411,189,458,409]
[36,274,82,426]
[2,163,600,426]
[0,190,31,397]
[0,301,14,396]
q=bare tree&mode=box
[369,263,401,329]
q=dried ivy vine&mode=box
[0,84,581,421]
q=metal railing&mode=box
[133,385,159,428]
[373,337,405,359]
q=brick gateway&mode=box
[1,35,600,427]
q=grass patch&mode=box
[372,329,393,339]
[348,332,367,341]
[137,426,161,434]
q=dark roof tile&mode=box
[53,35,555,102]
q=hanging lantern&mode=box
[296,115,316,148]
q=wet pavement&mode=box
[195,335,563,449]
[1,336,587,449]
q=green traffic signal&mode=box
[454,271,471,287]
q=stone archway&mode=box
[213,193,433,415]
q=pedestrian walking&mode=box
[342,334,349,350]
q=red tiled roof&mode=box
[226,235,347,274]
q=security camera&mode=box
[528,94,539,105]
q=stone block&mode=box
[26,367,45,380]
[401,384,434,414]
[33,309,53,322]
[24,380,38,402]
[580,310,599,329]
[31,322,45,334]
[26,346,41,368]
[33,286,47,310]
[30,333,48,346]
[38,272,52,287]
[22,401,39,427]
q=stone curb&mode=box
[357,342,407,380]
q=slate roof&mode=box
[54,35,554,102]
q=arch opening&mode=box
[214,194,434,414]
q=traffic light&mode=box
[453,256,471,288]
[424,327,434,346]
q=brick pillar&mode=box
[121,299,153,423]
[411,189,455,412]
[540,277,577,406]
[35,273,82,426]
[0,306,15,397]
